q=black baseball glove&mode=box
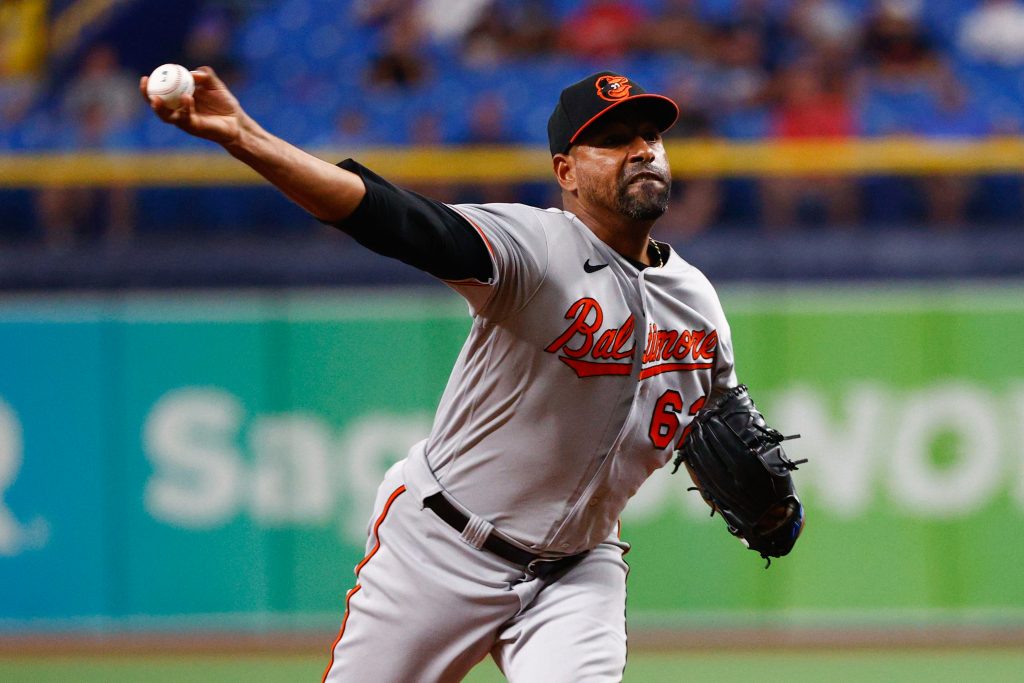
[672,384,806,567]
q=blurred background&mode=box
[1,0,1023,681]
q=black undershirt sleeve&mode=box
[325,159,493,282]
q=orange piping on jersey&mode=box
[321,484,407,682]
[638,362,714,379]
[448,205,495,257]
[454,205,493,255]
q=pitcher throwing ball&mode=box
[142,66,804,682]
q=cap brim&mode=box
[567,94,680,148]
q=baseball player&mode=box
[142,67,738,682]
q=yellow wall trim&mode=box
[2,137,1023,188]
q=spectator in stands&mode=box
[916,73,992,228]
[773,57,854,140]
[366,14,430,89]
[664,73,715,140]
[717,0,789,73]
[859,0,940,82]
[462,91,519,204]
[659,73,723,238]
[786,0,858,59]
[0,68,40,147]
[61,44,138,131]
[461,9,515,68]
[404,110,468,206]
[466,92,510,145]
[181,8,244,87]
[322,109,372,147]
[34,44,139,248]
[857,3,993,228]
[760,56,859,227]
[636,0,710,57]
[461,1,557,67]
[353,0,406,28]
[500,0,559,56]
[957,0,1024,66]
[704,22,772,114]
[415,0,495,43]
[34,102,137,248]
[410,110,446,146]
[557,0,646,60]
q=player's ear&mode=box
[552,153,577,192]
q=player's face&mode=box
[569,110,672,222]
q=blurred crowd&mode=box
[2,0,1024,248]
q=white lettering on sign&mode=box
[770,384,883,519]
[0,397,48,555]
[142,387,430,542]
[145,382,1023,537]
[249,414,333,525]
[890,383,1002,517]
[1011,384,1024,509]
[338,413,432,541]
[144,388,245,528]
[0,398,24,554]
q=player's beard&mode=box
[616,164,671,221]
[576,162,671,222]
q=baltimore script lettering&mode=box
[545,298,717,379]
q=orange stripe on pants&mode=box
[321,484,406,683]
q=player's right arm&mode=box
[141,66,492,282]
[141,66,364,223]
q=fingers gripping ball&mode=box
[147,64,195,110]
[671,385,807,567]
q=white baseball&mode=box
[146,64,195,110]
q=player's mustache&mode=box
[622,164,670,184]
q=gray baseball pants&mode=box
[322,461,630,682]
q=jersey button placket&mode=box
[636,276,652,388]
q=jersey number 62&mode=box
[648,389,706,450]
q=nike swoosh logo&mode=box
[583,259,609,273]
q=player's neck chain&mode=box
[649,238,664,268]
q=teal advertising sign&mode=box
[1,286,1022,630]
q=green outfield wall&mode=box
[1,285,1022,630]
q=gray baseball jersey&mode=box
[324,202,737,683]
[403,202,737,555]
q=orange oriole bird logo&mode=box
[595,75,632,101]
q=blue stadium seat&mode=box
[923,0,984,49]
[717,107,771,140]
[238,14,285,65]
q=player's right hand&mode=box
[140,66,243,146]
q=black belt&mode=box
[423,492,587,579]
